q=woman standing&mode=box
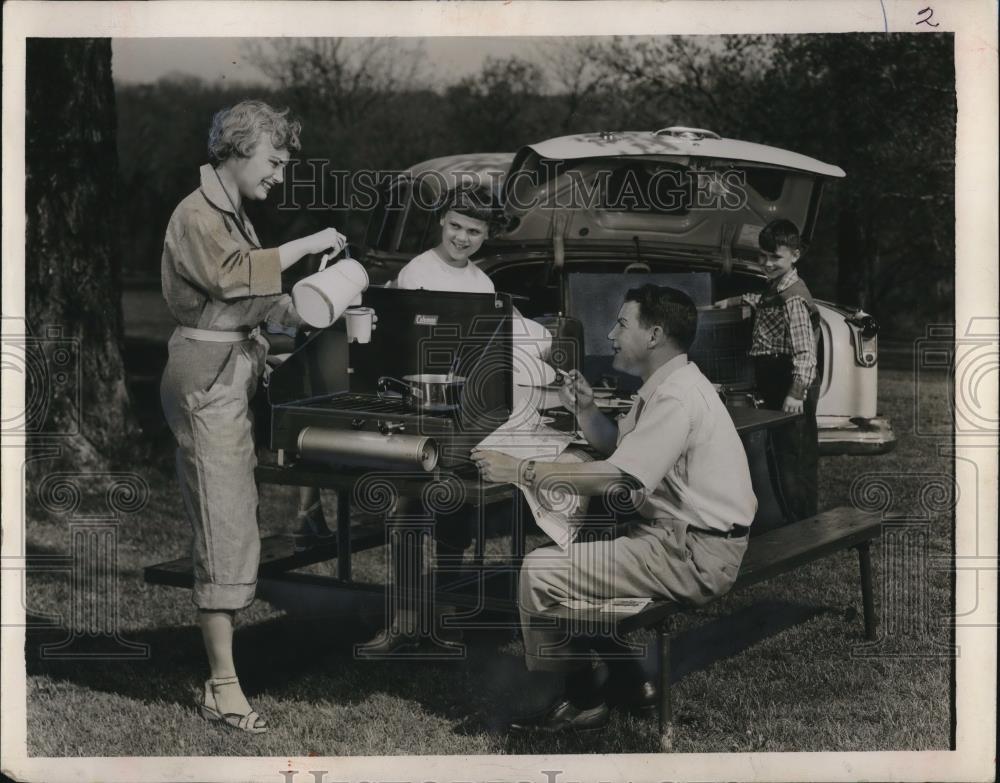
[160,100,345,733]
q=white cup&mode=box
[344,306,375,343]
[292,256,369,328]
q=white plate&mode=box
[595,398,632,409]
[512,356,557,387]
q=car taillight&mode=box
[845,311,879,367]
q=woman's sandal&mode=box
[292,501,334,552]
[199,676,268,734]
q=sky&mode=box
[112,37,564,87]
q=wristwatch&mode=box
[521,460,537,487]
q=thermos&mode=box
[292,249,369,329]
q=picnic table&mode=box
[145,404,807,625]
[145,401,882,749]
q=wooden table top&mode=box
[258,403,798,496]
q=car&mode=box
[360,127,895,456]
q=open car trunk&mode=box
[499,145,837,268]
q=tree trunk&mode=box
[24,38,140,474]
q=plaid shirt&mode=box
[742,269,818,400]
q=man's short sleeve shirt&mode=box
[607,355,757,531]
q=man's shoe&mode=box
[509,698,610,733]
[356,627,463,656]
[603,660,658,715]
[611,679,658,716]
[356,628,420,656]
[433,624,465,650]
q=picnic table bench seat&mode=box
[543,505,882,751]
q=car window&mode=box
[398,201,440,255]
[743,168,787,201]
[489,264,561,317]
[364,181,405,251]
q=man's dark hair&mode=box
[758,218,803,254]
[624,284,698,351]
[446,186,496,225]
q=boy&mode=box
[720,218,819,520]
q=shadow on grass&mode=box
[26,548,161,585]
[26,588,839,753]
[24,612,397,715]
[498,600,840,754]
[24,596,527,722]
[672,599,836,682]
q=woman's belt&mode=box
[176,326,257,343]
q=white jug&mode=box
[292,252,369,328]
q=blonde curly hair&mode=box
[207,100,301,163]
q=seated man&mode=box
[473,284,757,732]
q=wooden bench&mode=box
[543,505,882,751]
[143,522,388,589]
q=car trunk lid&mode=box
[499,130,845,267]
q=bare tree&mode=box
[585,35,775,132]
[445,56,550,150]
[244,38,426,127]
[535,39,609,133]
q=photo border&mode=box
[2,2,996,781]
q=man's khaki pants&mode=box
[519,517,747,672]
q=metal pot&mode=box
[377,374,466,412]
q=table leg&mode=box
[658,618,674,752]
[337,490,351,582]
[511,492,530,563]
[742,429,791,530]
[858,541,877,641]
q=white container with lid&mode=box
[292,252,369,328]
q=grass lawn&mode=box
[22,367,954,756]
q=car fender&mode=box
[816,301,878,420]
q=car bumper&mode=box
[818,415,897,456]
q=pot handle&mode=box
[318,242,353,272]
[376,376,411,400]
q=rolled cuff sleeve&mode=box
[248,249,283,296]
[606,394,690,492]
[172,211,283,300]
